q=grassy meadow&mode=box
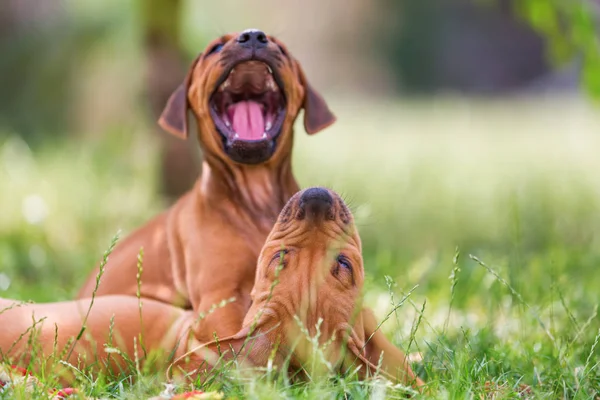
[1,96,600,398]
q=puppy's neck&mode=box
[198,152,299,231]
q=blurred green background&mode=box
[1,0,599,394]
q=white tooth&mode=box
[225,120,230,127]
[262,133,267,139]
[266,121,272,130]
[234,133,239,139]
[267,66,273,74]
[223,80,230,88]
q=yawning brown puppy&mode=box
[77,30,336,343]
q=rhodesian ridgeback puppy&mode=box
[2,188,423,391]
[77,29,336,343]
[174,187,425,389]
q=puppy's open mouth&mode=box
[209,60,286,163]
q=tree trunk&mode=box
[139,0,201,200]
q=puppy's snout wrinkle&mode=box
[298,187,334,221]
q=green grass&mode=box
[1,96,600,398]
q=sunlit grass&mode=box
[1,96,599,397]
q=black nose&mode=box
[237,29,268,49]
[299,187,333,221]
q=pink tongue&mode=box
[229,101,265,140]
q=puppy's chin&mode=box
[224,137,276,164]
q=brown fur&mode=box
[77,32,336,343]
[1,189,423,391]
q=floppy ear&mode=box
[346,307,425,390]
[158,54,202,139]
[295,59,336,135]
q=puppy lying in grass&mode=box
[0,187,424,394]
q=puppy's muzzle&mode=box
[297,187,334,222]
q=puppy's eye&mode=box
[271,248,289,268]
[208,43,224,55]
[332,254,354,285]
[337,255,351,270]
